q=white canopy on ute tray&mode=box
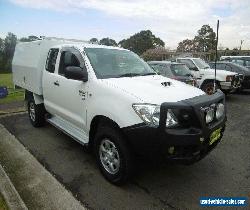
[12,38,88,95]
[13,40,62,95]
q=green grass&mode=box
[0,73,24,104]
[0,73,14,88]
[0,194,8,210]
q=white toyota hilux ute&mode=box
[176,57,241,95]
[12,39,227,184]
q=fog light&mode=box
[206,108,214,124]
[216,103,224,120]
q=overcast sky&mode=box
[1,0,250,49]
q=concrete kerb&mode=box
[0,123,87,210]
[0,164,28,210]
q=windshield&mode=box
[170,64,192,76]
[193,58,210,69]
[84,48,156,79]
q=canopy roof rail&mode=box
[41,36,91,44]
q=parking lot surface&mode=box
[1,92,250,210]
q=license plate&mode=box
[209,128,222,145]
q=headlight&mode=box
[216,103,224,120]
[205,108,215,124]
[132,104,178,127]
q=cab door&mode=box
[44,47,88,131]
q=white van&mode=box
[12,38,227,184]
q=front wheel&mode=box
[28,100,45,127]
[94,124,134,185]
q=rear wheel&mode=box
[94,123,134,185]
[28,99,45,127]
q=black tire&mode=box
[27,99,45,127]
[94,123,133,185]
[202,82,219,95]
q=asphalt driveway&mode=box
[1,91,250,210]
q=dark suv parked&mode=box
[209,61,250,90]
[220,56,250,70]
[148,61,197,86]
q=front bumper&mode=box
[220,75,242,91]
[123,91,227,164]
[220,81,236,91]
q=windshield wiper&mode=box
[118,72,157,78]
[140,72,157,76]
[118,73,141,78]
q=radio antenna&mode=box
[214,20,219,93]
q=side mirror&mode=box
[65,66,88,82]
[189,66,199,71]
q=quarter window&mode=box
[45,48,59,73]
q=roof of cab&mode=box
[53,42,127,51]
[17,39,128,52]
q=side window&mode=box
[150,64,163,74]
[245,60,250,66]
[150,64,160,73]
[150,64,171,77]
[45,48,59,73]
[161,65,172,77]
[216,64,225,70]
[59,50,81,76]
[232,59,244,66]
[178,59,196,69]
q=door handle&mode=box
[54,81,60,86]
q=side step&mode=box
[47,116,89,145]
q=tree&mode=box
[0,38,4,70]
[3,32,17,71]
[119,30,165,55]
[19,35,39,42]
[194,25,216,52]
[99,38,117,46]
[232,48,239,56]
[177,39,195,52]
[0,38,4,52]
[177,25,216,53]
[142,47,170,61]
[89,38,99,43]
